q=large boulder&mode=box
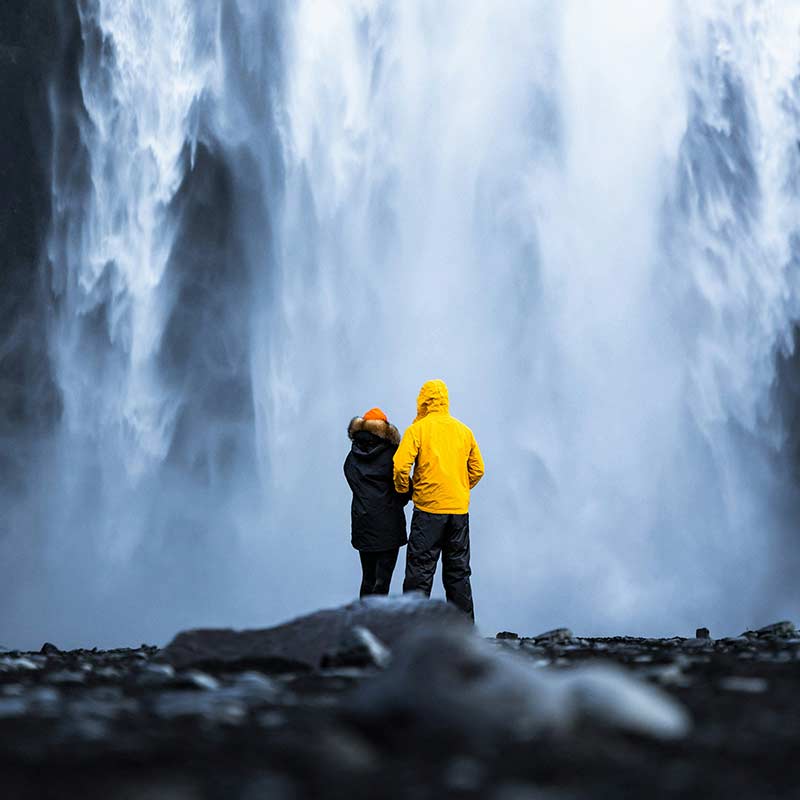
[161,595,470,671]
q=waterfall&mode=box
[2,0,799,647]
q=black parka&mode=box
[344,417,410,552]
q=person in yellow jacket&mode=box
[393,379,484,620]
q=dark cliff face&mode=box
[0,0,75,436]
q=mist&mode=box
[2,0,800,649]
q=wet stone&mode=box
[754,621,796,638]
[496,631,519,640]
[226,672,283,705]
[0,656,39,671]
[529,628,573,644]
[47,670,87,686]
[647,663,690,688]
[491,638,523,654]
[0,697,27,717]
[444,756,485,791]
[68,693,138,721]
[182,670,220,691]
[258,710,286,728]
[27,686,61,708]
[681,638,713,650]
[696,627,710,639]
[719,676,769,693]
[518,640,547,656]
[94,666,122,680]
[321,626,391,670]
[136,662,176,687]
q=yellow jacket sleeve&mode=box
[393,426,419,494]
[467,432,485,489]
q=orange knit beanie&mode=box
[363,407,388,422]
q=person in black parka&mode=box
[344,407,411,597]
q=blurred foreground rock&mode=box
[350,627,689,745]
[1,604,799,799]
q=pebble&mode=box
[530,628,573,644]
[28,687,61,706]
[69,694,138,720]
[0,698,27,717]
[232,671,281,700]
[241,774,296,800]
[492,782,545,800]
[72,717,109,741]
[216,702,248,724]
[649,663,690,688]
[444,756,485,791]
[155,692,217,719]
[719,677,768,693]
[258,710,286,728]
[136,662,176,686]
[528,659,551,669]
[682,638,712,649]
[48,670,87,685]
[94,666,122,680]
[184,670,220,691]
[491,639,522,654]
[0,656,39,671]
[322,626,392,670]
[755,621,796,638]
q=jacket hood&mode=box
[414,379,449,422]
[348,416,401,446]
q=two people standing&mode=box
[344,380,484,619]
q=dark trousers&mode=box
[403,508,474,620]
[359,548,399,597]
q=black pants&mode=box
[403,508,474,620]
[359,548,399,597]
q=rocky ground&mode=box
[1,600,799,800]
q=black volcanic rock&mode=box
[1,616,800,798]
[528,627,573,644]
[320,626,392,670]
[753,621,796,638]
[349,627,690,748]
[162,596,470,671]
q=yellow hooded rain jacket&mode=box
[393,379,484,514]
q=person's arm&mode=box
[467,432,484,489]
[393,427,419,495]
[401,477,413,506]
[344,453,357,490]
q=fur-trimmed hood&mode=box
[348,416,401,446]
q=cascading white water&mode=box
[266,0,800,633]
[3,0,799,648]
[56,1,214,474]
